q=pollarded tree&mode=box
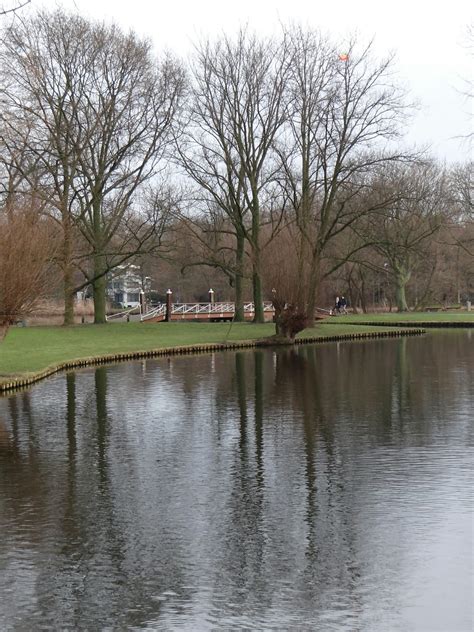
[1,10,185,323]
[261,225,311,342]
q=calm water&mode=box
[0,331,472,631]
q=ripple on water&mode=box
[0,332,472,630]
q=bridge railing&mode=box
[141,301,275,321]
[106,305,141,321]
[141,304,166,321]
[172,302,235,315]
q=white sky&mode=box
[33,0,474,162]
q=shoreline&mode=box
[0,327,425,395]
[323,320,474,328]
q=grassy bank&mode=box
[0,320,415,382]
[325,311,474,324]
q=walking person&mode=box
[340,296,347,314]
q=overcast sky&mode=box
[31,0,473,162]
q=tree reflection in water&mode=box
[0,332,472,630]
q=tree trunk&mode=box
[274,318,296,342]
[358,269,367,313]
[306,251,321,326]
[395,283,408,312]
[251,192,264,324]
[272,300,308,343]
[62,190,75,326]
[395,271,411,312]
[360,288,367,313]
[63,263,75,326]
[92,198,107,324]
[296,229,309,306]
[252,266,264,323]
[234,273,244,322]
[93,253,107,324]
[251,228,264,323]
[0,321,11,343]
[349,288,360,314]
[234,231,245,322]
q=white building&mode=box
[106,265,151,308]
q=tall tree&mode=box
[448,161,473,259]
[177,30,290,322]
[1,10,184,323]
[359,161,447,311]
[278,28,412,322]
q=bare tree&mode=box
[1,10,184,324]
[358,161,447,311]
[177,30,290,322]
[174,202,251,303]
[448,161,473,259]
[0,0,30,16]
[0,199,57,341]
[456,24,474,146]
[277,27,413,324]
[0,109,85,325]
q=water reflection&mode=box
[0,332,472,630]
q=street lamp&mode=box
[165,288,173,322]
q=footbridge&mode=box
[141,302,275,323]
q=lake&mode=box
[0,331,472,630]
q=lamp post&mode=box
[165,289,173,322]
[208,288,215,304]
[271,288,277,323]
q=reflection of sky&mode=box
[344,446,473,631]
[0,332,472,630]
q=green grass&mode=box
[327,311,474,323]
[0,320,403,379]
